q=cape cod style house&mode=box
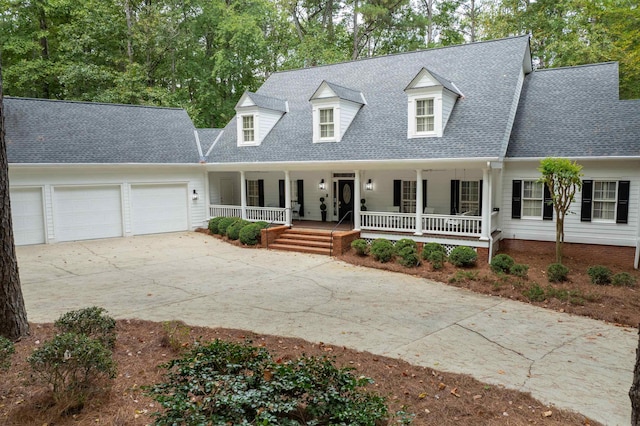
[6,36,640,268]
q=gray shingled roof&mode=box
[507,63,640,158]
[210,36,531,164]
[197,128,223,157]
[318,81,365,104]
[425,68,464,96]
[244,92,288,112]
[5,97,200,164]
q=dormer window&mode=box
[242,115,255,143]
[319,108,335,139]
[235,91,288,147]
[415,99,434,133]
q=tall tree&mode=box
[0,56,30,341]
[632,325,640,425]
[538,157,583,264]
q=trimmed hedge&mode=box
[370,239,395,263]
[448,246,477,267]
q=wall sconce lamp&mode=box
[365,179,373,191]
[192,189,199,201]
[319,179,326,191]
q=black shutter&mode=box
[616,180,630,224]
[258,179,264,207]
[450,180,460,215]
[422,180,428,210]
[278,180,285,208]
[478,180,483,216]
[543,184,553,220]
[511,180,522,219]
[393,180,401,206]
[581,180,593,222]
[297,180,305,217]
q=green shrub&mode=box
[254,221,269,229]
[523,283,546,302]
[226,219,250,241]
[0,336,15,371]
[448,246,477,267]
[547,263,569,283]
[351,239,369,256]
[510,263,529,278]
[612,272,637,287]
[207,217,224,234]
[146,339,391,425]
[395,238,417,253]
[587,265,612,285]
[217,217,237,236]
[28,333,117,403]
[239,223,262,245]
[54,306,116,349]
[490,254,515,274]
[427,250,447,270]
[370,239,395,263]
[422,242,445,261]
[397,246,420,268]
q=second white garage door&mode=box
[131,184,189,235]
[10,187,45,245]
[54,186,123,242]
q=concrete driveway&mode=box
[17,232,637,425]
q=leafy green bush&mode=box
[547,263,569,282]
[427,250,446,270]
[490,254,515,274]
[254,221,269,229]
[587,265,612,285]
[612,272,637,287]
[421,242,445,261]
[448,246,477,267]
[394,238,417,253]
[146,339,391,425]
[397,246,420,268]
[0,336,15,371]
[510,263,529,278]
[351,239,369,256]
[370,239,395,263]
[523,283,546,302]
[217,217,237,236]
[28,333,117,403]
[226,219,250,240]
[239,223,263,245]
[207,217,224,234]
[54,306,116,349]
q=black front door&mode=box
[338,180,354,222]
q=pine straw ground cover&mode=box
[1,320,597,426]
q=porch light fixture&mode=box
[192,189,199,200]
[319,179,326,190]
[365,179,373,191]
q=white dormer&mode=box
[405,68,462,138]
[235,91,288,147]
[309,81,365,143]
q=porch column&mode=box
[415,169,423,235]
[240,171,247,220]
[284,170,292,226]
[481,167,491,241]
[354,170,361,230]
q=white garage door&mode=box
[10,187,45,245]
[54,186,123,242]
[131,184,189,235]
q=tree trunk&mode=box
[124,0,134,64]
[555,217,562,264]
[631,325,640,425]
[0,57,30,341]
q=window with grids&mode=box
[416,99,434,133]
[460,181,479,214]
[319,108,334,138]
[247,180,259,206]
[593,181,616,220]
[401,181,416,213]
[242,115,254,142]
[522,181,543,217]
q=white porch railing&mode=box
[361,211,483,237]
[491,210,499,233]
[209,204,286,224]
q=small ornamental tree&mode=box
[538,158,583,264]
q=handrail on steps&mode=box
[265,207,290,250]
[329,210,353,257]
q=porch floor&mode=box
[290,219,353,232]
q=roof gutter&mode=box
[8,163,206,168]
[504,156,640,162]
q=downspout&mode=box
[636,184,640,269]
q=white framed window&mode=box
[460,181,479,215]
[401,181,416,213]
[416,99,434,133]
[247,180,259,207]
[319,108,334,139]
[242,115,255,143]
[593,181,616,221]
[522,180,543,218]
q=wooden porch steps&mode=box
[269,228,333,256]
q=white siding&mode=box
[131,184,189,235]
[501,160,639,247]
[339,100,361,140]
[258,109,284,144]
[10,187,46,245]
[441,91,457,130]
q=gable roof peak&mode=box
[309,80,366,105]
[236,91,288,113]
[405,68,463,97]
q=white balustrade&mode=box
[361,211,483,237]
[209,205,286,224]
